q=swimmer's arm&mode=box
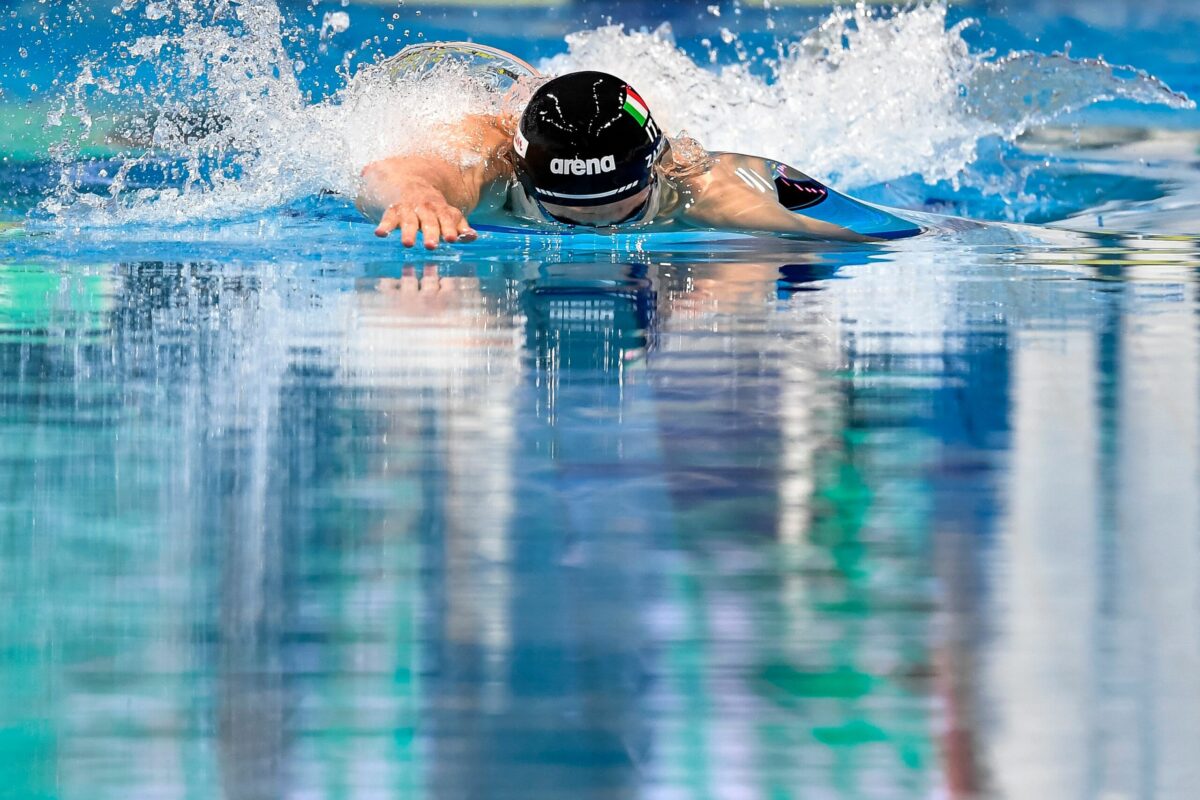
[358,114,513,248]
[675,153,870,242]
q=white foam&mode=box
[543,6,1192,188]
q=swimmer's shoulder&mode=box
[667,150,773,187]
[661,150,796,213]
[653,144,728,222]
[656,150,785,230]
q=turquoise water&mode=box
[2,1,1200,798]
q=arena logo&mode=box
[550,156,617,176]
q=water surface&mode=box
[2,1,1200,798]
[4,218,1200,798]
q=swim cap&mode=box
[515,71,665,208]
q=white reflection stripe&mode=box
[735,167,774,194]
[537,181,639,201]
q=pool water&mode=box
[2,1,1200,799]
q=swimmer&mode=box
[358,66,920,248]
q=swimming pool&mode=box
[2,1,1199,798]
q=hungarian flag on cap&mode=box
[622,86,650,127]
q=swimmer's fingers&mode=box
[377,204,422,248]
[436,208,478,244]
[415,206,443,250]
[437,208,462,243]
[376,203,474,248]
[448,208,478,243]
[375,205,404,238]
[398,210,421,248]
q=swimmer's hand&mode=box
[372,182,478,250]
[358,115,515,249]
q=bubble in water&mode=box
[320,10,349,37]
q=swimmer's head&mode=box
[515,71,665,227]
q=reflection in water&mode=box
[1,238,1199,798]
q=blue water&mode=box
[2,2,1200,799]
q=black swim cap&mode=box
[515,71,665,208]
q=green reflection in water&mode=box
[0,262,111,336]
[4,235,1198,797]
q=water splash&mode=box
[42,0,508,224]
[39,0,1194,226]
[545,5,1192,189]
